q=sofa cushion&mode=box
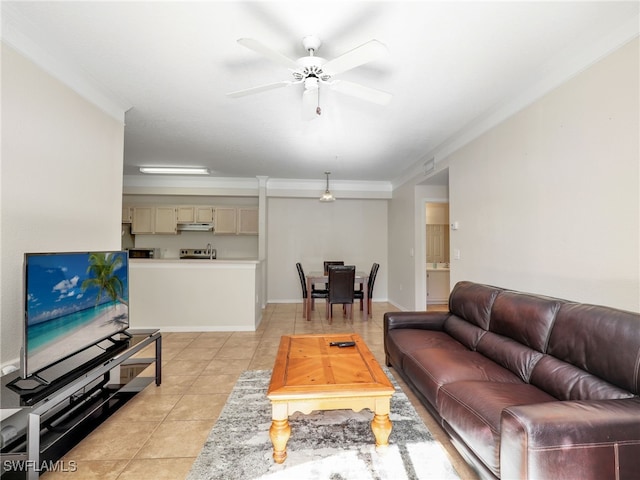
[439,380,557,477]
[476,332,544,383]
[547,303,640,395]
[443,314,487,350]
[386,329,467,369]
[449,281,502,330]
[530,355,636,400]
[489,290,560,352]
[403,348,523,408]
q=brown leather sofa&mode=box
[384,281,640,479]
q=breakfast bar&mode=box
[128,258,264,331]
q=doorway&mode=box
[425,202,450,307]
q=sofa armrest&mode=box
[383,311,450,332]
[500,398,640,479]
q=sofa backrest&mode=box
[448,281,502,330]
[448,281,640,399]
[473,290,561,382]
[537,302,640,398]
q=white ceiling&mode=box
[3,1,639,184]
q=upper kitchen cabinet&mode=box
[214,207,237,234]
[176,206,215,224]
[176,206,195,224]
[122,206,133,224]
[196,206,215,223]
[238,207,259,235]
[132,206,177,234]
[214,206,258,235]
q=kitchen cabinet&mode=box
[427,269,450,304]
[196,206,215,223]
[238,207,259,235]
[131,206,177,234]
[174,206,215,224]
[214,207,237,234]
[131,207,154,234]
[122,206,133,224]
[176,206,195,224]
[155,206,178,233]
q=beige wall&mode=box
[1,43,125,368]
[446,38,639,310]
[267,197,388,302]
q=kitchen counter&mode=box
[132,258,259,263]
[129,258,264,331]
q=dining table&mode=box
[306,271,369,320]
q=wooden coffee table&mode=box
[267,333,395,463]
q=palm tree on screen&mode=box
[81,252,128,307]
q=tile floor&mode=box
[42,302,479,480]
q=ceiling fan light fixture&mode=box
[319,171,335,202]
[140,167,210,175]
[304,77,319,90]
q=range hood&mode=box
[177,223,215,232]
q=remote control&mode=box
[329,341,356,348]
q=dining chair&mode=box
[323,261,344,275]
[326,265,355,322]
[354,263,379,318]
[323,261,344,290]
[296,263,327,319]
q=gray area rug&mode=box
[187,369,461,480]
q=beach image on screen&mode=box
[25,251,129,376]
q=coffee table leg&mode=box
[371,398,393,448]
[270,404,291,463]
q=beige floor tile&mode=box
[134,420,213,458]
[139,375,198,395]
[65,421,158,461]
[164,393,228,421]
[173,346,221,361]
[185,373,238,394]
[214,346,258,359]
[40,460,128,480]
[249,358,277,370]
[116,458,196,480]
[109,393,182,422]
[187,337,228,349]
[202,357,250,374]
[161,359,211,376]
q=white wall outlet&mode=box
[454,249,461,260]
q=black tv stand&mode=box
[6,336,131,405]
[0,329,161,480]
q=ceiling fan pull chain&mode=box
[316,87,322,116]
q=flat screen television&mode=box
[21,251,130,380]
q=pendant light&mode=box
[319,171,335,202]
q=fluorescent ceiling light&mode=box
[140,167,209,175]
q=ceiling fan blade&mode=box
[226,81,292,98]
[237,38,300,71]
[322,39,388,76]
[302,87,319,121]
[330,80,392,105]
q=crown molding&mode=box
[122,175,392,199]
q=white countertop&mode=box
[130,258,260,264]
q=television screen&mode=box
[23,251,129,378]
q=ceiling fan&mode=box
[227,35,392,120]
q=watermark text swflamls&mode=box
[3,459,78,473]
